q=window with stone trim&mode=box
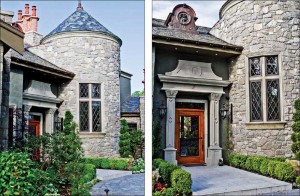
[249,56,281,122]
[79,83,101,132]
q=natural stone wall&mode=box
[210,0,300,157]
[29,32,121,157]
[24,32,43,46]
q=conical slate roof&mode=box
[44,9,121,43]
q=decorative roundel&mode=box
[177,12,191,25]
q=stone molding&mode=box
[23,104,32,112]
[165,90,178,98]
[165,60,222,80]
[24,80,56,98]
[209,93,222,101]
[45,108,57,115]
[245,122,286,130]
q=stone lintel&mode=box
[79,132,106,138]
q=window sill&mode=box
[245,121,286,130]
[79,132,106,138]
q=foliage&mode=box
[228,153,296,182]
[80,157,130,170]
[153,158,164,170]
[159,161,180,184]
[274,162,295,182]
[162,188,176,196]
[132,158,145,172]
[132,90,144,96]
[292,98,300,160]
[0,151,58,195]
[171,169,192,194]
[65,163,96,195]
[119,119,144,159]
[260,159,269,176]
[296,176,300,186]
[152,123,162,159]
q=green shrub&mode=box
[292,122,300,132]
[0,151,58,195]
[163,188,176,196]
[274,162,295,182]
[153,191,163,196]
[295,99,300,110]
[101,158,110,169]
[132,158,145,170]
[228,153,238,167]
[296,176,300,186]
[119,119,144,158]
[228,154,248,168]
[260,159,270,176]
[171,169,192,195]
[293,111,300,122]
[252,157,265,173]
[270,157,286,162]
[268,161,278,177]
[66,163,96,195]
[159,162,180,184]
[245,157,254,171]
[153,158,164,169]
[291,142,300,154]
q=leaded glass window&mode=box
[79,83,102,132]
[248,55,281,122]
[250,81,262,121]
[249,57,261,76]
[267,80,280,120]
[266,56,278,75]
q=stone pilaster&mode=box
[207,93,222,166]
[164,90,178,164]
[45,108,57,134]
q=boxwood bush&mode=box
[171,169,192,194]
[228,153,295,182]
[153,158,164,169]
[159,161,180,184]
[81,157,129,170]
[274,162,295,182]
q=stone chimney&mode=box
[16,4,43,46]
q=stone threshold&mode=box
[195,184,292,195]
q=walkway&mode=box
[182,165,292,195]
[91,169,145,196]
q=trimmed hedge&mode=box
[153,159,192,195]
[229,153,295,182]
[80,157,129,170]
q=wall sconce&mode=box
[158,101,167,119]
[220,103,229,119]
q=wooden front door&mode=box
[175,109,205,165]
[28,120,40,160]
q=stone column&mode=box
[23,105,32,132]
[164,90,178,164]
[45,108,57,134]
[207,93,223,166]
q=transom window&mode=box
[79,83,101,132]
[249,56,281,122]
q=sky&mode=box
[1,0,144,93]
[153,1,225,27]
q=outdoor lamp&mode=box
[158,101,167,119]
[220,103,229,119]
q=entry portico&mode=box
[158,60,230,166]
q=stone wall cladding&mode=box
[210,0,300,157]
[29,32,121,158]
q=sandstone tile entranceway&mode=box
[182,165,292,195]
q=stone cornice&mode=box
[41,30,122,46]
[23,93,63,104]
[158,74,231,87]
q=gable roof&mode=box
[153,18,243,50]
[121,96,140,113]
[11,49,75,78]
[44,9,121,44]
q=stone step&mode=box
[96,169,132,181]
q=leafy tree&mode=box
[292,99,300,160]
[132,90,144,96]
